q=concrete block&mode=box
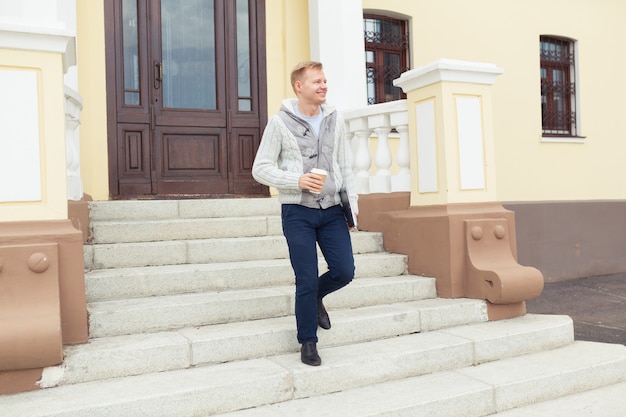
[88,289,292,337]
[457,341,626,412]
[2,359,292,417]
[272,331,473,399]
[47,332,190,385]
[91,241,187,269]
[442,313,574,364]
[416,298,489,332]
[89,200,179,221]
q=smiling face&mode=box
[294,67,328,107]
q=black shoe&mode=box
[301,342,321,366]
[317,298,331,330]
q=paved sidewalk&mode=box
[526,274,626,345]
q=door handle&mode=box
[154,61,162,89]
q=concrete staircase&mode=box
[3,198,626,416]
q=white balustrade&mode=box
[64,86,83,201]
[343,100,410,194]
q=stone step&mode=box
[85,252,409,302]
[91,215,284,244]
[212,341,626,417]
[84,231,384,269]
[44,314,573,386]
[49,197,624,417]
[489,381,626,416]
[5,337,624,417]
[88,198,281,221]
[48,300,500,385]
[86,276,440,338]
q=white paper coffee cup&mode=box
[310,168,328,194]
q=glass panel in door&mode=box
[236,0,251,111]
[122,0,141,106]
[160,0,217,110]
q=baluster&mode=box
[392,124,411,192]
[345,128,357,171]
[353,129,372,194]
[370,127,392,193]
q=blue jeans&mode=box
[281,204,354,344]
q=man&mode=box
[252,61,358,366]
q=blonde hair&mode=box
[290,61,323,94]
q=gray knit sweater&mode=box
[252,98,358,214]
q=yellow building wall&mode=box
[76,0,109,201]
[77,0,626,203]
[363,0,626,202]
[265,0,310,113]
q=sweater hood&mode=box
[280,98,337,118]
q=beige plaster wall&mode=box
[363,0,626,202]
[265,0,310,114]
[76,0,108,201]
[77,0,626,202]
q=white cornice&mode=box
[0,28,76,72]
[394,58,503,92]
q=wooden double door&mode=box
[105,0,268,198]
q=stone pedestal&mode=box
[357,59,544,320]
[0,221,87,394]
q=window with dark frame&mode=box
[540,35,577,136]
[363,14,409,105]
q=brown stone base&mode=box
[0,243,64,371]
[68,193,93,243]
[357,192,410,231]
[0,220,88,345]
[0,368,43,395]
[487,301,527,321]
[358,194,543,321]
[362,198,626,285]
[505,200,626,282]
[0,219,87,394]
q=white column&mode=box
[308,0,367,110]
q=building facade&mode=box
[1,0,626,393]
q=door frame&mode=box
[104,0,269,199]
